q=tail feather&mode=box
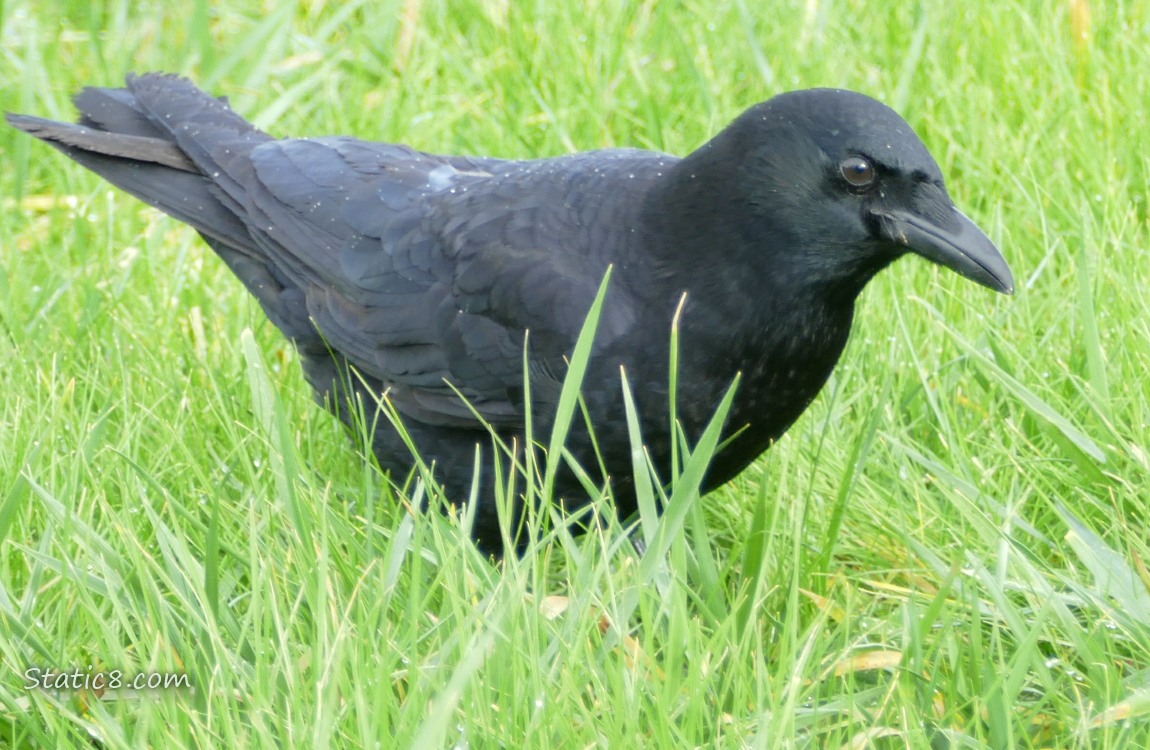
[6,113,196,172]
[5,74,309,339]
[7,111,254,250]
[74,85,167,138]
[5,74,270,238]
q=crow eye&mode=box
[840,156,876,188]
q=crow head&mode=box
[685,88,1014,299]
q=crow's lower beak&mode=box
[880,206,1014,294]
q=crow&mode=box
[7,74,1013,552]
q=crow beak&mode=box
[879,205,1014,294]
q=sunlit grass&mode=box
[1,0,1148,747]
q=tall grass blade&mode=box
[541,269,613,500]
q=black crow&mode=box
[8,74,1013,551]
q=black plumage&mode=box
[8,74,1013,551]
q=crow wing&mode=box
[239,137,655,427]
[19,74,661,429]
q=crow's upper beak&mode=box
[878,204,1014,295]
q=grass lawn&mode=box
[2,0,1148,746]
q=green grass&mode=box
[2,0,1149,746]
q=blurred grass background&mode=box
[1,0,1148,747]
